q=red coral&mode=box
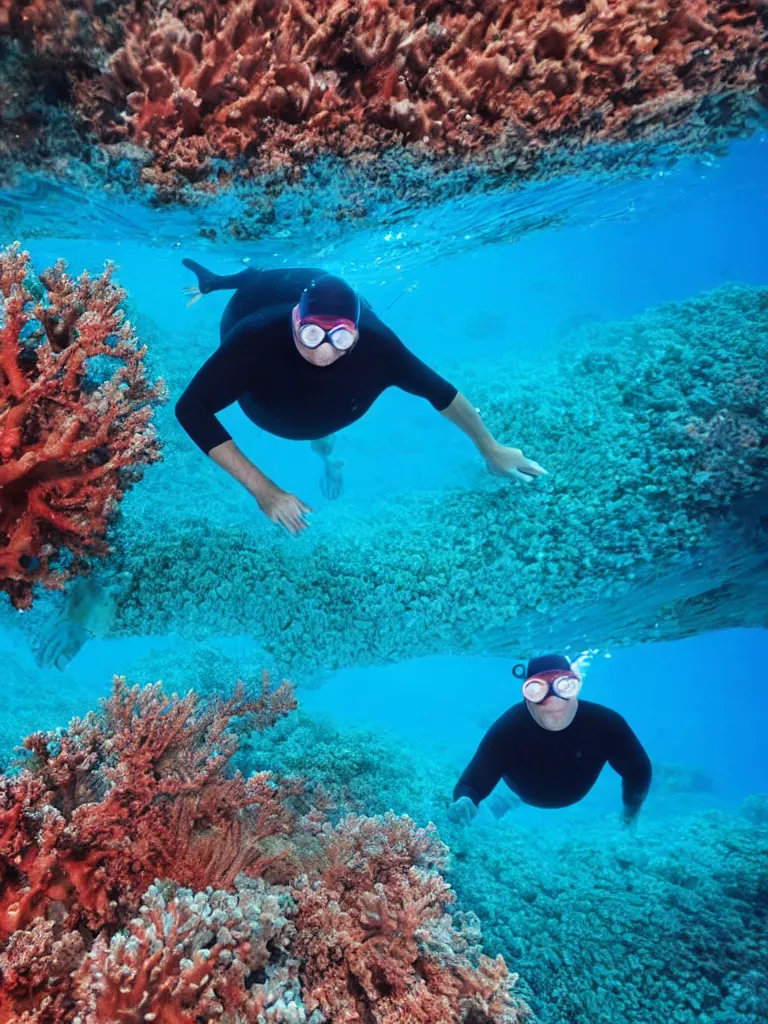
[70,0,766,192]
[0,243,166,610]
[0,674,300,1022]
[0,678,528,1023]
[292,813,527,1023]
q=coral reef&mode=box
[447,808,768,1024]
[0,243,165,610]
[0,0,766,214]
[1,633,765,1024]
[108,284,768,677]
[0,675,527,1023]
[82,0,767,191]
[293,812,520,1024]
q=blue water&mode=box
[2,130,768,1023]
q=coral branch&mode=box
[292,813,528,1023]
[0,243,166,610]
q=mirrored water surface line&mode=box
[468,480,768,662]
[2,135,759,284]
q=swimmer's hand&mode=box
[485,444,547,483]
[447,796,478,827]
[253,481,312,536]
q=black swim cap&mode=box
[526,654,572,677]
[298,274,360,324]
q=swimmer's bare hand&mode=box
[485,444,547,483]
[255,483,312,536]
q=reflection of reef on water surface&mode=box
[0,0,766,238]
[98,284,767,680]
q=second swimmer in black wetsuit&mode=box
[449,654,652,828]
[175,260,546,535]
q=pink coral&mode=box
[0,242,166,610]
[0,675,299,1021]
[72,879,299,1023]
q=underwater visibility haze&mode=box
[0,2,767,1022]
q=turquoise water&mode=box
[2,132,768,1022]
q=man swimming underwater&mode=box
[449,654,652,827]
[175,261,546,535]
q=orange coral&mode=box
[71,0,767,191]
[0,243,165,610]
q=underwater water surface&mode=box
[1,131,768,1024]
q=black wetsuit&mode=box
[175,267,458,453]
[454,701,652,817]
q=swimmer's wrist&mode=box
[247,474,277,500]
[480,439,504,460]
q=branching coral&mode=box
[61,0,768,191]
[0,243,166,610]
[72,879,301,1023]
[0,676,523,1023]
[292,813,526,1023]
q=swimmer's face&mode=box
[297,339,347,367]
[291,307,356,367]
[525,672,579,732]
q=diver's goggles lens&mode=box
[296,312,358,351]
[299,322,326,347]
[327,326,357,350]
[523,673,582,703]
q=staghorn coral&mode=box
[0,243,166,610]
[0,676,526,1023]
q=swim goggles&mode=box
[292,307,358,352]
[513,664,582,703]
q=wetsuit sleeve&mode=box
[386,332,458,411]
[453,725,506,806]
[175,321,262,454]
[606,714,653,819]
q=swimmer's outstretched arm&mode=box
[607,716,653,826]
[448,726,506,826]
[441,393,546,481]
[390,337,546,481]
[175,324,312,536]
